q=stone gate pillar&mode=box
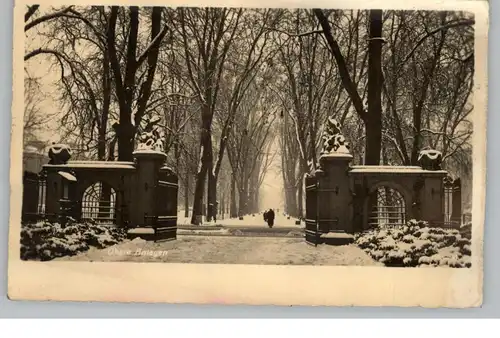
[132,150,167,226]
[316,117,354,233]
[452,178,462,223]
[420,174,447,225]
[318,153,353,233]
[418,149,448,225]
[43,143,73,221]
[44,170,62,219]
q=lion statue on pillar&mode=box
[137,115,164,152]
[320,117,350,155]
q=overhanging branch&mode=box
[25,6,74,32]
[313,8,367,123]
[402,19,475,64]
[136,24,169,67]
[25,5,39,22]
[264,27,323,37]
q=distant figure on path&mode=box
[266,209,275,228]
[263,210,268,222]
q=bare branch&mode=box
[313,8,366,122]
[402,19,475,64]
[265,27,323,37]
[25,6,74,32]
[25,5,40,22]
[136,24,169,67]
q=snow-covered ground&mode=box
[58,236,380,266]
[177,212,303,228]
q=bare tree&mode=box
[38,6,113,160]
[381,10,474,169]
[23,76,54,145]
[107,6,169,161]
[226,75,278,217]
[171,7,242,224]
[270,9,353,216]
[205,9,278,221]
[24,5,103,61]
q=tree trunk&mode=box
[221,192,225,219]
[191,168,206,225]
[116,124,135,161]
[98,51,111,161]
[115,7,139,162]
[283,174,290,214]
[190,112,213,225]
[184,171,189,218]
[107,139,117,161]
[250,189,257,214]
[365,9,384,165]
[238,184,248,217]
[230,172,237,218]
[297,158,309,219]
[247,188,254,214]
[206,170,217,222]
[98,50,112,217]
[285,185,298,217]
[247,167,259,213]
[285,187,290,215]
[297,180,304,220]
[253,188,259,213]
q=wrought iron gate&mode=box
[81,182,117,224]
[368,186,406,228]
[146,169,179,241]
[443,176,462,229]
[305,175,319,246]
[22,171,47,222]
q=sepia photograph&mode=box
[9,0,488,306]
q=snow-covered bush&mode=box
[407,219,429,229]
[401,235,414,244]
[355,220,472,268]
[21,218,127,261]
[384,249,406,266]
[460,222,472,240]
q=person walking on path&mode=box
[266,209,275,228]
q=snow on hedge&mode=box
[354,219,472,268]
[21,218,127,261]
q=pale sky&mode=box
[258,139,285,211]
[25,23,63,144]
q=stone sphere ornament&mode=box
[48,143,72,165]
[418,149,443,171]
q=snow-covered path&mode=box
[58,236,380,266]
[177,212,303,228]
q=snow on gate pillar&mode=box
[132,150,167,226]
[420,174,447,224]
[417,149,448,225]
[43,143,73,220]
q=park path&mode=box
[58,236,380,266]
[177,212,303,229]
